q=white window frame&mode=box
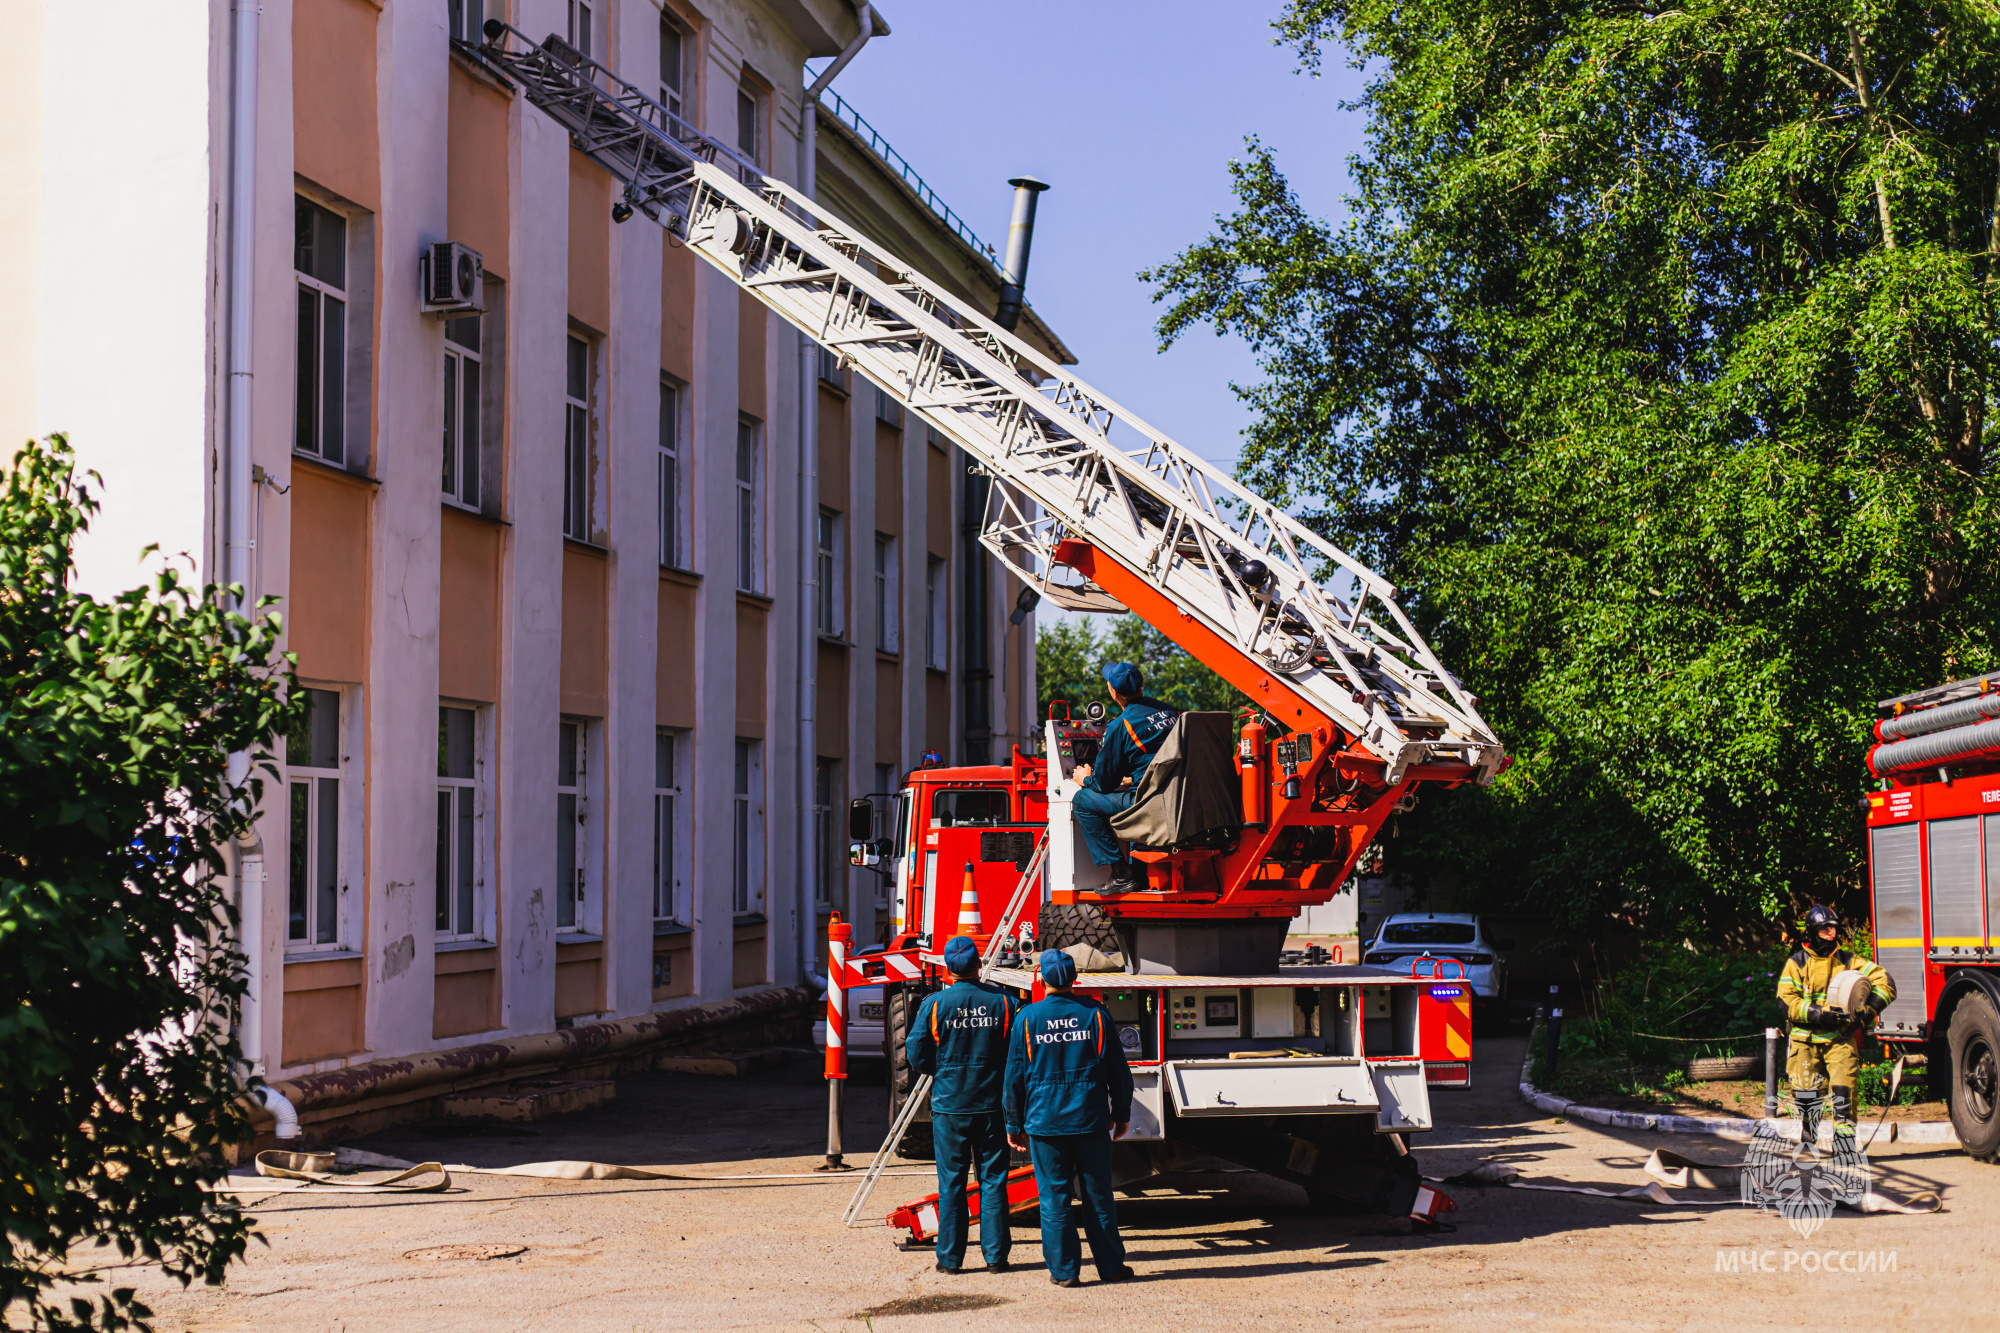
[443,315,482,511]
[448,0,484,43]
[659,11,691,124]
[816,507,844,638]
[564,334,593,542]
[736,80,764,178]
[557,717,595,934]
[293,196,349,467]
[733,738,764,915]
[654,728,690,925]
[567,0,594,59]
[736,416,763,592]
[285,686,352,954]
[926,555,948,669]
[436,703,486,941]
[874,533,899,653]
[658,376,684,568]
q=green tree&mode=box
[1145,1,2000,943]
[1037,614,1248,719]
[1,437,300,1331]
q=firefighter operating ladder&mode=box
[468,23,1504,784]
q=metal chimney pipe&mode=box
[994,175,1049,332]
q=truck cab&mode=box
[1865,674,2000,1162]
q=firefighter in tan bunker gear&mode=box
[1775,903,1895,1143]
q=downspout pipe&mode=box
[797,5,873,991]
[993,176,1049,333]
[225,0,265,1075]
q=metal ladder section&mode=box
[838,833,1049,1228]
[471,24,1503,785]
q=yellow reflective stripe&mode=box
[1875,938,1924,948]
[1122,717,1148,753]
[1933,936,1985,946]
[930,1003,939,1042]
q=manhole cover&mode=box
[402,1243,527,1262]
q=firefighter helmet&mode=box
[1803,903,1841,934]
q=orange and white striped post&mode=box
[956,862,981,936]
[820,914,853,1171]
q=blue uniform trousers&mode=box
[1026,1132,1125,1281]
[1071,788,1135,868]
[930,1111,1013,1268]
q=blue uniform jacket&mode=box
[1083,698,1179,795]
[1002,993,1135,1136]
[906,980,1020,1115]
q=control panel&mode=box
[1044,705,1107,797]
[1168,989,1243,1039]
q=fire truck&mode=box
[1866,675,2000,1162]
[467,23,1507,1228]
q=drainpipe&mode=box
[225,0,265,1076]
[993,176,1049,333]
[797,5,873,991]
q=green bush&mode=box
[0,437,299,1331]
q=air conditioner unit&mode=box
[420,241,484,315]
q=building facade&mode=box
[0,0,1067,1080]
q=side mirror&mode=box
[848,797,875,842]
[849,841,878,869]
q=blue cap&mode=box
[1102,661,1142,697]
[943,934,980,977]
[1039,948,1077,988]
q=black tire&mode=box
[1036,902,1124,958]
[884,983,934,1161]
[1947,991,2000,1163]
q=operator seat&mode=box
[1108,711,1241,853]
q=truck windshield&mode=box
[932,789,1011,827]
[1381,922,1476,945]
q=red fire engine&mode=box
[1865,675,2000,1161]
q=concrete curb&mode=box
[1516,1049,1962,1148]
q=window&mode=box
[448,0,483,43]
[658,377,682,567]
[932,789,1012,828]
[736,83,762,167]
[564,335,592,541]
[285,687,343,949]
[659,15,689,123]
[813,757,840,910]
[436,706,482,939]
[653,730,687,924]
[816,508,843,637]
[926,555,948,669]
[732,739,763,914]
[736,417,761,592]
[442,315,481,509]
[874,386,904,430]
[557,719,588,932]
[818,346,847,390]
[874,534,899,653]
[567,0,593,58]
[294,197,347,465]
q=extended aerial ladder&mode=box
[468,22,1503,803]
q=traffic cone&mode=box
[957,862,981,935]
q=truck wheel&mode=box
[885,984,934,1161]
[1947,991,2000,1163]
[1036,902,1124,959]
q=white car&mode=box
[1362,913,1511,1027]
[812,947,886,1059]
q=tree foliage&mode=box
[0,437,299,1330]
[1037,613,1250,721]
[1145,0,2000,942]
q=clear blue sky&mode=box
[818,1,1371,475]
